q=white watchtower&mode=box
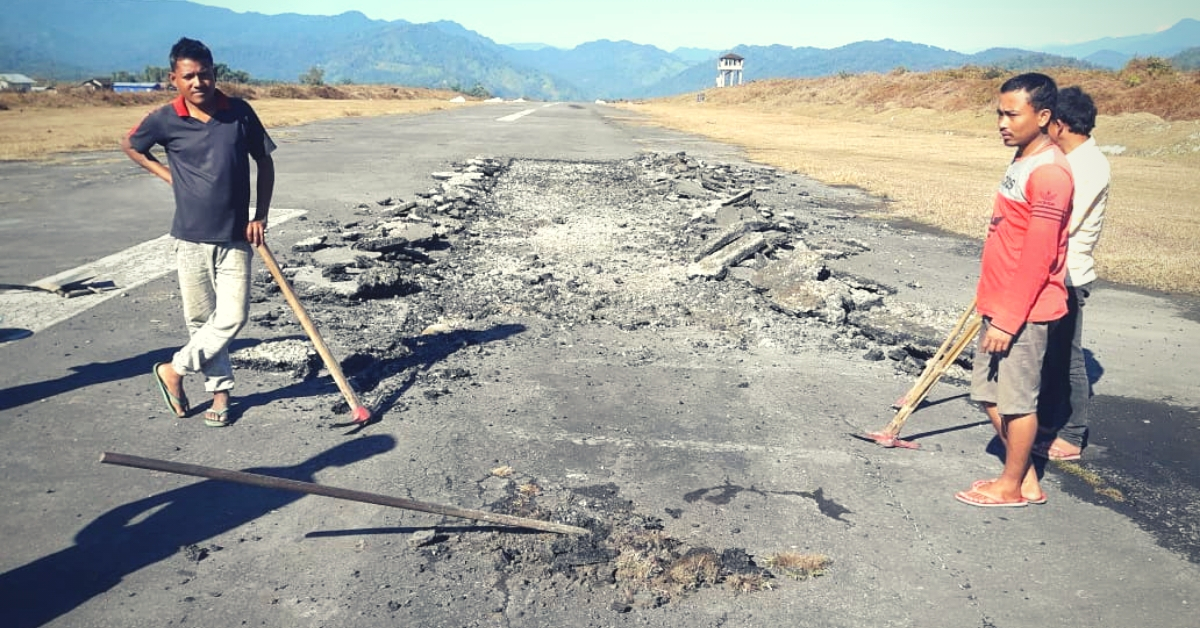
[716,53,744,87]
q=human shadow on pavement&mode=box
[0,435,395,628]
[1084,348,1104,385]
[0,346,173,413]
[0,338,268,414]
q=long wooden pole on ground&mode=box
[100,452,590,536]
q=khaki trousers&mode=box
[170,239,251,392]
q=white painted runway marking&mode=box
[0,208,305,336]
[496,108,537,122]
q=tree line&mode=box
[111,63,253,84]
[112,64,335,86]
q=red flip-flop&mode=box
[955,488,1028,508]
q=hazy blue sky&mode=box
[191,0,1195,53]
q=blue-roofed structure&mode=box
[113,82,163,93]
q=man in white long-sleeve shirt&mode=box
[1036,86,1111,461]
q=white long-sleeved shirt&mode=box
[1064,137,1111,286]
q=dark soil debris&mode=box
[448,476,790,610]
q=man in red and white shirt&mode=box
[956,73,1073,508]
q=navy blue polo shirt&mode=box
[127,91,276,243]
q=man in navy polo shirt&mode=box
[121,37,276,427]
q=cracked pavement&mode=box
[1,102,1198,627]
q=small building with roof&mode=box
[0,73,36,92]
[78,77,113,92]
[715,53,744,88]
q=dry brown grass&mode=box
[615,68,1200,295]
[665,550,721,590]
[1054,460,1127,502]
[726,572,774,592]
[0,83,467,162]
[762,552,831,580]
[490,465,515,477]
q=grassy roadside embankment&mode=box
[0,84,465,162]
[2,70,1198,294]
[615,67,1200,296]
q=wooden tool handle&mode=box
[894,296,978,407]
[255,243,363,412]
[101,452,589,535]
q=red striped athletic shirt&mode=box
[976,141,1074,335]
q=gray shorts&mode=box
[970,318,1052,416]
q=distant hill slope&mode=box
[1040,18,1200,68]
[506,40,691,100]
[671,47,723,64]
[2,1,1194,100]
[1174,47,1200,70]
[637,42,1092,98]
[968,48,1097,70]
[1,0,581,99]
[2,0,380,78]
[323,22,584,99]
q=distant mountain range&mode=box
[2,1,1196,100]
[1041,19,1200,67]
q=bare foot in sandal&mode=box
[205,391,231,428]
[152,362,189,417]
[972,479,1047,504]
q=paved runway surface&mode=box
[1,101,1197,627]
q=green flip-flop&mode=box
[151,362,189,417]
[204,406,230,428]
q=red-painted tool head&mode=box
[352,406,372,423]
[863,431,920,449]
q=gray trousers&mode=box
[170,239,251,393]
[1038,284,1092,448]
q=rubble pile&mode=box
[218,152,981,614]
[408,470,823,611]
[237,152,971,416]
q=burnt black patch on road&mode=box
[683,483,853,523]
[1053,394,1200,563]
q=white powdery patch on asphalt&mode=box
[491,160,693,306]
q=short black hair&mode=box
[1000,72,1058,115]
[1054,86,1097,136]
[170,37,214,71]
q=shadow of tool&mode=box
[0,435,395,628]
[333,323,527,434]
